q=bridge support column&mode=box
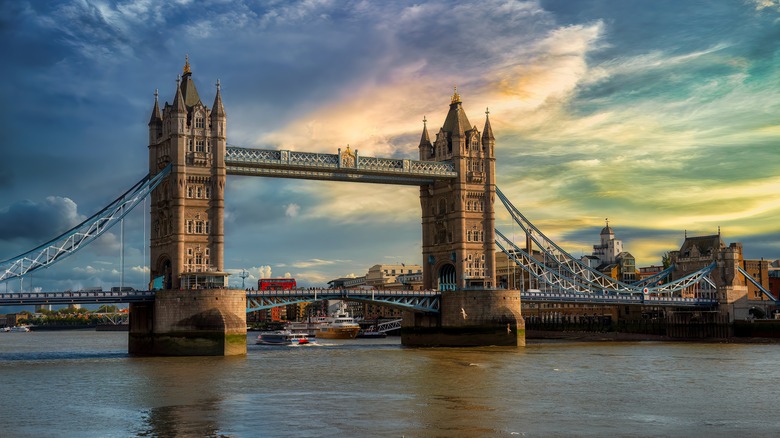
[129,289,246,356]
[401,289,525,347]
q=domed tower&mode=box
[419,89,497,291]
[147,57,228,290]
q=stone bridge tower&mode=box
[147,57,228,291]
[406,90,524,347]
[418,89,497,291]
[131,58,244,357]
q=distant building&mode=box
[327,276,367,289]
[742,259,775,300]
[365,264,422,288]
[581,220,636,283]
[591,220,622,265]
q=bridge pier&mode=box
[401,289,525,347]
[129,289,247,356]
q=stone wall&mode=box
[129,289,246,356]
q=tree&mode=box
[662,251,672,269]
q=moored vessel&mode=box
[316,301,361,339]
[256,330,312,345]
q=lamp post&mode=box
[239,269,249,289]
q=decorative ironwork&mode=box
[246,288,440,313]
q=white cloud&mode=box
[285,203,301,218]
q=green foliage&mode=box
[662,251,671,269]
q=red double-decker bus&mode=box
[258,278,297,291]
[257,278,297,322]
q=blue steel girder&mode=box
[738,266,779,303]
[246,289,440,313]
[225,146,457,186]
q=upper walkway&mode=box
[225,146,457,185]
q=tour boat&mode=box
[256,330,312,345]
[315,301,361,339]
[7,326,31,332]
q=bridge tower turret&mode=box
[146,57,228,291]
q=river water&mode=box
[1,331,778,437]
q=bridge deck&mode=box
[0,289,718,309]
[0,290,156,306]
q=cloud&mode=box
[0,197,84,241]
[285,203,300,218]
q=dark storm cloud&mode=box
[0,197,84,241]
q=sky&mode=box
[1,0,779,294]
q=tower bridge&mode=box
[1,58,770,355]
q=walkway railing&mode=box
[520,290,718,307]
[0,290,157,306]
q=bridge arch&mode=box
[438,263,456,291]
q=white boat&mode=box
[316,301,361,339]
[256,330,312,345]
[8,326,31,332]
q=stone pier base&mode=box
[129,289,247,356]
[401,289,525,347]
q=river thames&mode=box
[1,331,778,437]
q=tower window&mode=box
[196,140,204,152]
[186,220,193,234]
[195,117,204,128]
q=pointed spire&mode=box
[173,74,186,113]
[211,79,225,118]
[183,54,191,75]
[419,115,431,146]
[482,107,494,142]
[442,88,471,137]
[148,88,162,126]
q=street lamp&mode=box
[239,269,249,289]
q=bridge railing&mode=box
[0,290,157,304]
[247,288,440,297]
[521,290,718,306]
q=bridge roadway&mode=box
[0,289,718,310]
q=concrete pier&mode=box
[129,289,247,356]
[401,289,525,347]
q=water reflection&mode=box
[129,356,245,437]
[409,347,518,436]
[136,398,230,438]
